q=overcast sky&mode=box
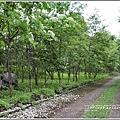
[78,1,120,37]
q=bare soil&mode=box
[51,75,120,118]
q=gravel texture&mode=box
[3,93,80,118]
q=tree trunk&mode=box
[27,44,32,92]
[68,67,70,82]
[93,70,98,79]
[62,73,64,78]
[44,69,47,87]
[72,67,75,81]
[58,38,62,85]
[16,65,19,77]
[75,70,78,82]
[3,43,9,74]
[58,71,62,85]
[75,60,81,82]
[88,65,92,79]
[22,66,24,83]
[88,72,91,79]
[34,67,38,85]
[8,72,12,98]
[29,69,32,92]
[51,71,54,80]
[46,69,54,80]
[4,39,13,97]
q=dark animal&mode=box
[0,72,18,89]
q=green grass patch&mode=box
[10,92,32,104]
[1,113,8,117]
[81,78,120,118]
[32,88,55,97]
[0,99,10,109]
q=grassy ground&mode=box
[0,72,112,110]
[81,78,120,118]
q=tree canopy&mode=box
[0,2,120,92]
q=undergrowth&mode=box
[0,72,112,110]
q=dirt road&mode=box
[51,75,120,118]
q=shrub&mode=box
[10,92,32,104]
[0,99,10,109]
[18,93,32,103]
[39,88,55,97]
[1,113,8,117]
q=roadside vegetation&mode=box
[81,78,120,118]
[0,72,109,110]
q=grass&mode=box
[1,113,8,117]
[32,88,55,97]
[0,99,10,110]
[0,72,113,110]
[81,78,120,118]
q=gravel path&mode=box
[51,75,120,118]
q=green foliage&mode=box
[32,88,55,97]
[0,89,32,105]
[0,99,10,109]
[11,93,32,104]
[0,72,109,110]
[62,81,79,91]
[47,82,63,94]
[1,113,8,117]
[0,1,119,79]
[16,81,30,92]
[17,103,23,108]
[18,93,32,103]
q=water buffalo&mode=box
[0,72,18,89]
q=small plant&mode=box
[31,101,36,106]
[1,113,8,117]
[18,93,32,103]
[0,100,10,110]
[18,103,24,109]
[39,88,55,97]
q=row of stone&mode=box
[5,93,80,118]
